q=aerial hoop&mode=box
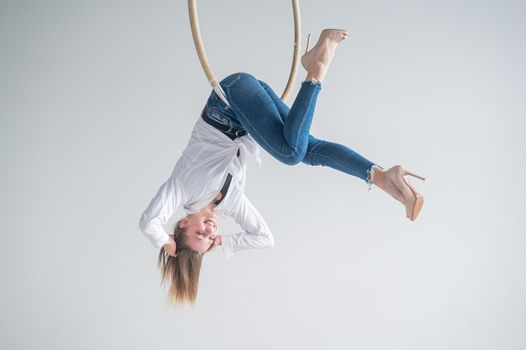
[188,0,302,106]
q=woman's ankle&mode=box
[370,165,384,185]
[304,76,321,84]
[305,62,329,82]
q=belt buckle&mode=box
[235,129,245,137]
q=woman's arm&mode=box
[221,194,274,258]
[138,176,186,249]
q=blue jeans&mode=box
[203,72,379,183]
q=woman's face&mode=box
[179,208,218,254]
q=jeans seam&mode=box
[306,151,369,182]
[288,84,319,152]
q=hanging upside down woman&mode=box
[138,29,425,303]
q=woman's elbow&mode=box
[138,214,153,234]
[138,216,147,233]
[266,232,275,248]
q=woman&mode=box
[138,29,425,303]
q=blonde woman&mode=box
[138,29,425,303]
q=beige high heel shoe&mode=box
[385,165,426,221]
[301,28,348,82]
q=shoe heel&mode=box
[404,170,426,181]
[301,34,312,71]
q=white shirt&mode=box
[138,117,274,258]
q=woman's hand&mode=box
[206,235,222,253]
[163,235,177,257]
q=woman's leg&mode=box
[303,135,377,182]
[216,30,348,164]
[257,79,418,208]
[257,78,379,185]
[219,73,423,217]
[219,72,321,165]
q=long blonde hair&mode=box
[157,219,204,304]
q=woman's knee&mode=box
[301,136,325,166]
[280,136,318,166]
[281,157,300,166]
[281,148,308,166]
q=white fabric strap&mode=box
[213,84,230,107]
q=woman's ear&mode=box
[179,216,190,228]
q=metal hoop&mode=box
[188,0,301,104]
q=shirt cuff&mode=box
[153,232,170,249]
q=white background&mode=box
[1,0,525,349]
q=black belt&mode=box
[201,110,247,140]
